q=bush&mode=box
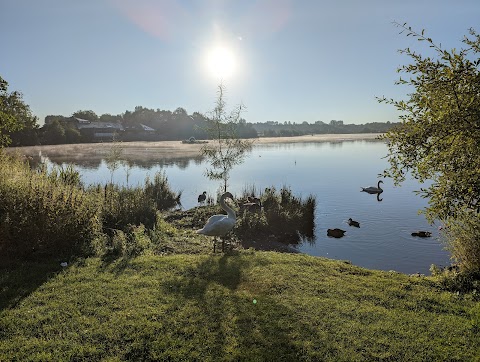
[0,153,182,260]
[144,171,182,211]
[235,186,316,243]
[97,171,182,234]
[0,153,101,258]
[440,207,480,276]
[96,224,154,258]
[99,184,158,233]
[430,264,480,293]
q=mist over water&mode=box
[42,139,451,275]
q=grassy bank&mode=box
[1,251,479,361]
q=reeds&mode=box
[0,152,101,258]
[235,185,316,243]
[97,171,181,233]
[0,152,182,259]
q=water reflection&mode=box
[30,152,204,170]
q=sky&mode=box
[1,0,479,125]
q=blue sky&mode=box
[1,0,478,125]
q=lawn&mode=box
[1,251,479,361]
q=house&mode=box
[123,123,159,141]
[74,118,124,141]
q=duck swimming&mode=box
[411,231,432,237]
[327,228,346,238]
[347,218,360,228]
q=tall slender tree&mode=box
[201,84,253,193]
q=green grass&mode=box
[1,251,479,361]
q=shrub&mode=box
[47,163,83,188]
[439,207,480,277]
[99,184,158,233]
[144,171,182,211]
[235,186,316,243]
[430,264,480,293]
[0,153,183,260]
[97,171,182,234]
[97,224,153,258]
[0,152,101,258]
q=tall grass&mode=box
[96,171,181,233]
[235,185,316,243]
[0,153,182,259]
[432,207,480,291]
[0,152,101,258]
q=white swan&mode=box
[196,192,236,252]
[361,180,384,194]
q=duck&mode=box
[327,228,346,238]
[347,218,360,228]
[240,196,262,213]
[411,231,432,237]
[196,192,236,252]
[361,180,384,194]
[197,191,207,204]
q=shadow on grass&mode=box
[159,253,310,360]
[0,256,65,310]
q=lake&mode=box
[33,137,451,275]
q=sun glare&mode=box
[205,45,236,79]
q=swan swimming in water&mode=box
[361,180,384,194]
[196,192,236,252]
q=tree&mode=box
[379,23,480,275]
[72,110,98,121]
[201,84,253,192]
[64,123,82,143]
[0,76,39,147]
[105,136,123,184]
[99,113,120,123]
[45,115,65,125]
[42,119,66,144]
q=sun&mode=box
[205,45,236,79]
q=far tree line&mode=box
[5,103,398,147]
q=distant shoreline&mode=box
[6,133,384,160]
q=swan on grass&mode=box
[196,192,236,252]
[361,180,384,194]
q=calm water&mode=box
[42,139,451,274]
